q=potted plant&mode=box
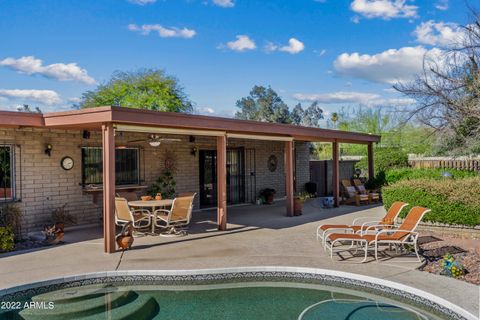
[259,188,276,204]
[294,192,312,216]
[148,169,176,199]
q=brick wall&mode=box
[0,128,311,234]
[295,141,310,193]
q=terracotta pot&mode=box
[117,236,134,250]
[294,199,304,216]
[266,194,274,204]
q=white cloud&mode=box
[68,97,82,103]
[293,91,416,107]
[128,0,156,5]
[334,46,443,84]
[222,35,256,52]
[196,106,216,115]
[279,38,305,54]
[435,0,448,10]
[0,56,95,85]
[413,20,464,47]
[212,0,234,8]
[265,38,305,54]
[350,0,418,20]
[314,49,327,56]
[0,89,62,105]
[293,91,381,104]
[128,24,196,38]
[365,97,416,107]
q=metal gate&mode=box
[244,148,256,203]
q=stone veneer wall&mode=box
[0,128,311,234]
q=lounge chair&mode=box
[153,193,196,233]
[317,201,408,248]
[341,179,369,206]
[114,197,151,229]
[353,179,380,203]
[325,206,431,262]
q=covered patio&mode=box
[1,106,380,253]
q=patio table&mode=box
[128,199,173,234]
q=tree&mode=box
[235,85,324,126]
[394,11,480,154]
[80,69,193,113]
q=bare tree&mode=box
[395,10,480,153]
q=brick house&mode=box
[0,107,380,252]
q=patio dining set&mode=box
[114,192,197,237]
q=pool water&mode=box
[2,283,443,320]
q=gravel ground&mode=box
[419,232,480,285]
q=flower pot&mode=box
[294,199,304,216]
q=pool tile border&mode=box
[0,267,476,320]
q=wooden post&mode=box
[332,141,340,207]
[217,135,227,230]
[102,123,116,253]
[285,140,295,216]
[367,142,375,180]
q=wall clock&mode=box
[61,156,74,170]
[267,155,278,172]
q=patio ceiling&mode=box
[35,106,380,144]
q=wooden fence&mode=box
[408,158,480,172]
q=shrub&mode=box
[356,147,408,173]
[0,226,14,252]
[385,168,477,185]
[0,203,22,240]
[382,177,480,226]
[52,204,77,226]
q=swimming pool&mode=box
[0,267,475,320]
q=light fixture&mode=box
[149,141,161,147]
[191,146,197,157]
[45,144,53,156]
[354,168,362,177]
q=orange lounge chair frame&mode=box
[325,206,431,263]
[316,201,408,248]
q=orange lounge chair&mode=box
[317,201,408,248]
[325,206,431,263]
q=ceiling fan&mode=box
[128,134,181,147]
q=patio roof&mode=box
[0,106,380,144]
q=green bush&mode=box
[383,177,480,226]
[0,227,14,252]
[385,168,477,185]
[356,147,408,174]
[0,203,22,240]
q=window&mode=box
[0,145,14,201]
[81,147,140,186]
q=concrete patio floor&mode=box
[0,199,478,316]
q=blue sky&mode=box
[0,0,471,119]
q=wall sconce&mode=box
[82,130,90,139]
[45,144,53,157]
[189,136,196,143]
[190,147,197,157]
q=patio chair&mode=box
[317,201,408,247]
[114,197,151,229]
[341,180,369,206]
[325,206,431,263]
[353,179,380,203]
[153,193,196,233]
